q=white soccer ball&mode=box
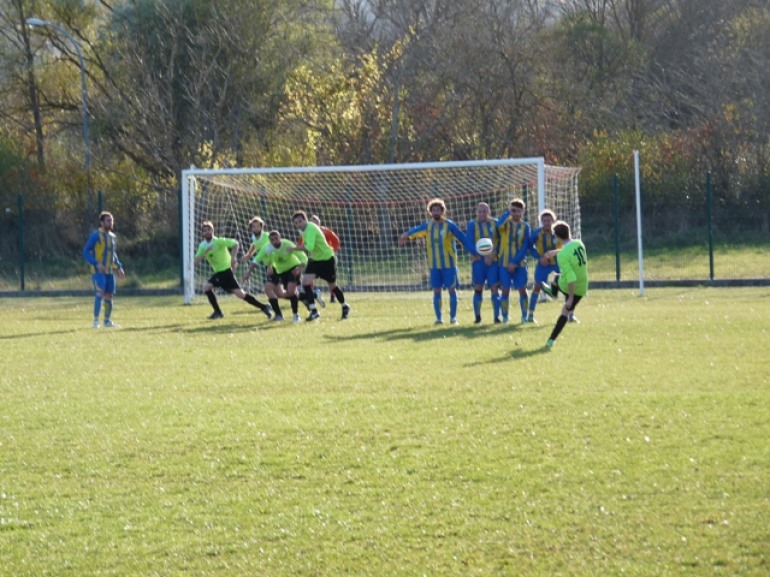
[475,237,494,256]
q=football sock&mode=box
[433,293,442,321]
[529,292,539,314]
[206,290,221,314]
[473,290,482,317]
[104,299,113,321]
[289,295,299,315]
[93,295,102,320]
[269,298,282,317]
[333,286,346,305]
[501,296,510,317]
[244,294,266,309]
[449,291,458,318]
[549,314,569,341]
[520,293,529,317]
[303,285,316,305]
[492,293,501,319]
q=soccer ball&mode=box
[475,237,494,256]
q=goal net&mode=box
[181,158,581,303]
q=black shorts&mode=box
[209,269,240,292]
[565,294,582,312]
[277,268,301,289]
[305,257,337,283]
[265,271,281,285]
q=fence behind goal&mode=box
[181,159,581,303]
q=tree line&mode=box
[0,0,768,267]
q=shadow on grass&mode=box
[115,318,273,335]
[0,328,78,340]
[463,344,553,367]
[323,322,545,344]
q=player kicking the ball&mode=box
[540,220,588,349]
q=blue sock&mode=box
[433,293,442,321]
[104,299,113,321]
[501,296,509,318]
[529,292,538,314]
[520,293,529,317]
[473,291,482,317]
[93,295,102,320]
[449,292,458,318]
[492,294,501,319]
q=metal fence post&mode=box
[706,172,714,281]
[18,193,25,291]
[613,174,621,282]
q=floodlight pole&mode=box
[26,17,91,202]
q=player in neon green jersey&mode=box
[194,221,272,320]
[291,210,350,321]
[240,216,270,275]
[254,230,305,322]
[540,220,588,348]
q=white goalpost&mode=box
[181,158,581,304]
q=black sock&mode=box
[269,298,281,317]
[549,315,569,341]
[290,295,299,315]
[244,294,266,309]
[303,285,315,306]
[206,290,221,313]
[333,286,345,305]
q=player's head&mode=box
[476,202,490,221]
[292,211,308,230]
[310,214,321,226]
[539,209,556,228]
[99,211,114,231]
[427,198,446,220]
[201,220,214,240]
[553,220,571,242]
[268,230,282,248]
[248,216,265,233]
[509,198,525,220]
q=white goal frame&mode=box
[181,158,580,304]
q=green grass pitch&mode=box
[1,288,769,576]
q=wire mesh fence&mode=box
[2,176,769,294]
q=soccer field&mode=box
[1,288,769,576]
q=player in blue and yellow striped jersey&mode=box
[464,202,501,324]
[83,211,125,328]
[496,198,531,323]
[527,209,560,323]
[399,198,467,325]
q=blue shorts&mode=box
[471,259,499,288]
[499,265,528,290]
[92,273,116,294]
[534,263,559,284]
[429,267,458,290]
